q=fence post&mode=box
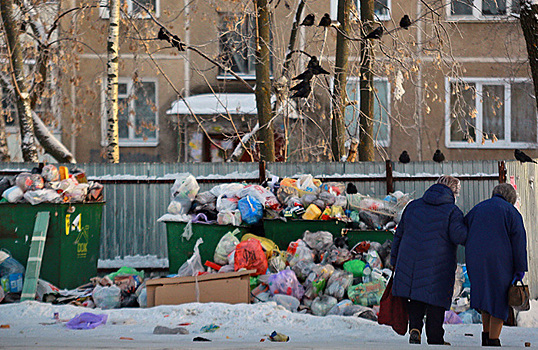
[386,160,394,194]
[259,160,266,185]
[498,161,507,183]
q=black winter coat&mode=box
[390,184,467,309]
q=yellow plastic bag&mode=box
[241,233,279,259]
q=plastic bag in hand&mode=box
[177,238,205,277]
[214,229,241,265]
[238,196,263,225]
[267,268,304,300]
[234,238,267,276]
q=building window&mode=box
[218,13,257,77]
[331,0,391,21]
[448,0,519,19]
[99,0,159,19]
[103,78,159,146]
[345,78,390,147]
[445,78,537,148]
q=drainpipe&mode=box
[416,0,423,161]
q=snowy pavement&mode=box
[1,300,537,349]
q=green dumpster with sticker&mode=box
[0,202,104,289]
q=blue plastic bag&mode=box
[238,196,263,225]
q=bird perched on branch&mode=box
[514,149,537,163]
[399,150,410,164]
[157,27,185,51]
[290,80,311,98]
[306,56,330,75]
[399,15,412,29]
[292,68,314,82]
[364,26,383,40]
[318,13,332,27]
[433,149,445,163]
[301,13,315,26]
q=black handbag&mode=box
[508,280,530,312]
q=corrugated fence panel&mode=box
[0,161,501,264]
[507,160,538,300]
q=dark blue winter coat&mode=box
[465,194,528,321]
[390,184,467,310]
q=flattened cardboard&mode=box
[146,270,255,307]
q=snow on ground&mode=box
[1,300,538,349]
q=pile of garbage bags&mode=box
[160,173,412,231]
[0,165,103,205]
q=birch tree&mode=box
[0,0,38,162]
[104,0,121,163]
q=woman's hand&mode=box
[512,271,525,284]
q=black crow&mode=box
[399,15,412,29]
[364,26,383,40]
[515,149,537,163]
[306,56,330,75]
[157,27,185,51]
[292,68,314,81]
[433,149,445,163]
[399,150,410,164]
[290,81,311,98]
[318,13,332,27]
[301,13,315,26]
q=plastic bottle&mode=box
[302,204,321,220]
[362,263,372,283]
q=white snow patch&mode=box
[98,255,169,269]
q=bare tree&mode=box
[520,0,538,111]
[104,0,121,163]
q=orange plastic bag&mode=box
[234,238,268,276]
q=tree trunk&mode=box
[331,0,351,161]
[0,0,38,162]
[358,0,375,161]
[520,0,538,112]
[32,112,76,163]
[255,0,275,162]
[105,0,121,163]
[282,0,306,76]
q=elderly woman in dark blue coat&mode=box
[465,183,528,347]
[391,175,467,345]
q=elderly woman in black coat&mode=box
[465,183,528,347]
[391,175,467,345]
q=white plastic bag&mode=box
[238,185,280,210]
[92,284,121,309]
[23,189,61,205]
[2,186,24,203]
[217,210,242,226]
[170,174,200,200]
[168,196,192,215]
[177,238,205,277]
[297,175,320,195]
[214,229,240,265]
[181,220,194,241]
[210,183,246,198]
[216,195,238,212]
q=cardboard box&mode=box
[146,270,255,307]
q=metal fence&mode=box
[0,160,501,266]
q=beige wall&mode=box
[62,0,535,163]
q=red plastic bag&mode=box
[378,275,408,336]
[234,239,268,276]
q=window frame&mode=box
[444,77,538,149]
[216,12,272,80]
[99,0,160,19]
[101,77,159,147]
[330,0,392,22]
[446,0,520,21]
[345,76,391,148]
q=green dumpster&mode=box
[341,229,393,248]
[263,219,346,250]
[165,222,250,274]
[0,202,104,289]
